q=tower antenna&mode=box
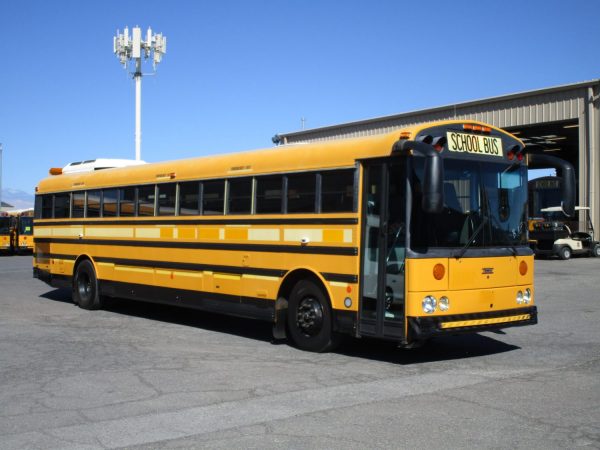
[113,26,167,161]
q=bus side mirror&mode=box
[395,140,444,214]
[422,152,444,214]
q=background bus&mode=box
[12,210,34,253]
[34,120,563,351]
[0,213,12,253]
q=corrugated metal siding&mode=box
[283,86,589,144]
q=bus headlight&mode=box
[516,290,524,304]
[422,296,437,314]
[438,296,450,312]
[523,288,532,304]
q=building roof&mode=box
[277,79,600,141]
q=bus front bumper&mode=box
[407,306,537,340]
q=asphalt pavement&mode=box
[0,254,599,449]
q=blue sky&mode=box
[1,0,599,194]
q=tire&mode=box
[591,243,600,257]
[73,259,103,310]
[287,280,340,352]
[557,246,571,260]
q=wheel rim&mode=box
[77,272,92,301]
[296,296,324,337]
[564,249,571,258]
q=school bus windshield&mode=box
[0,217,11,234]
[19,217,33,235]
[410,158,528,249]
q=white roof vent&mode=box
[62,158,147,174]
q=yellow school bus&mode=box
[33,120,572,352]
[12,211,35,253]
[0,213,13,253]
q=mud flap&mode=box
[272,297,288,340]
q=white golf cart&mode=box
[530,206,600,260]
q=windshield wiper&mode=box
[455,215,489,259]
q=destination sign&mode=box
[446,132,503,157]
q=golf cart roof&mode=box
[540,206,590,212]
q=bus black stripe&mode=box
[33,217,359,227]
[99,280,275,322]
[94,257,286,278]
[35,252,76,261]
[33,237,358,256]
[320,273,358,283]
[36,253,358,284]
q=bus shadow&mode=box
[39,289,519,361]
[106,298,275,343]
[40,288,73,304]
[39,290,275,344]
[335,333,520,364]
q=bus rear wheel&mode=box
[287,280,340,353]
[73,259,103,310]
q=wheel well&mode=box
[73,255,94,278]
[278,269,329,303]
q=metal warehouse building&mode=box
[276,79,600,232]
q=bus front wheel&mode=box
[73,259,103,310]
[287,280,340,353]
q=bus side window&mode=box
[256,175,283,214]
[119,187,136,217]
[87,190,101,218]
[102,189,118,217]
[321,169,354,213]
[203,180,225,215]
[178,182,201,216]
[157,183,176,216]
[228,177,253,215]
[54,193,70,219]
[287,173,316,213]
[138,185,156,217]
[72,192,85,218]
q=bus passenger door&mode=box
[359,160,406,340]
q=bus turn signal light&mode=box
[519,260,528,276]
[49,167,63,175]
[433,263,445,280]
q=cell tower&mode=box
[113,26,167,161]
